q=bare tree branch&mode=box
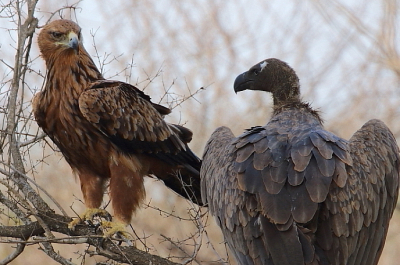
[0,190,31,224]
[5,0,52,214]
[0,243,25,265]
[0,212,181,265]
[39,242,76,265]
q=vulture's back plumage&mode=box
[201,58,399,265]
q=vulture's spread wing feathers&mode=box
[318,119,400,264]
[201,126,273,265]
[201,58,400,265]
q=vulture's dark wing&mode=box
[201,126,271,264]
[201,119,399,265]
[317,119,400,265]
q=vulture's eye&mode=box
[50,31,63,39]
[251,68,260,76]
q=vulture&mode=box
[201,58,400,265]
[33,19,203,235]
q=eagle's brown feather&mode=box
[34,19,202,225]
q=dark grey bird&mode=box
[200,58,400,265]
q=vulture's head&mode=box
[234,58,301,105]
[38,19,82,63]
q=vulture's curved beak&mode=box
[234,72,253,93]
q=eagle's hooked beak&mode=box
[67,32,79,50]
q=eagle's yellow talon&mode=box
[68,218,80,231]
[68,208,111,230]
[100,221,131,238]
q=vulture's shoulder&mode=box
[232,113,352,226]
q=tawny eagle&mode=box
[33,19,203,235]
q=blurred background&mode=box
[1,0,400,264]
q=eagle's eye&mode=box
[50,31,63,39]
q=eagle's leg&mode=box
[99,157,146,238]
[69,173,108,230]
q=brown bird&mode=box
[33,19,203,235]
[201,58,400,265]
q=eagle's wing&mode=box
[78,80,200,167]
[79,80,203,204]
[317,119,400,264]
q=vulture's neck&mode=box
[273,100,323,124]
[270,81,301,107]
[268,82,322,122]
[272,94,301,107]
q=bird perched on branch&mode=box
[33,19,203,236]
[201,58,400,265]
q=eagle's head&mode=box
[38,19,82,64]
[233,58,301,105]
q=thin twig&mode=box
[0,162,69,216]
[39,242,76,265]
[18,132,46,147]
[0,242,25,265]
[0,178,55,239]
[0,190,31,224]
